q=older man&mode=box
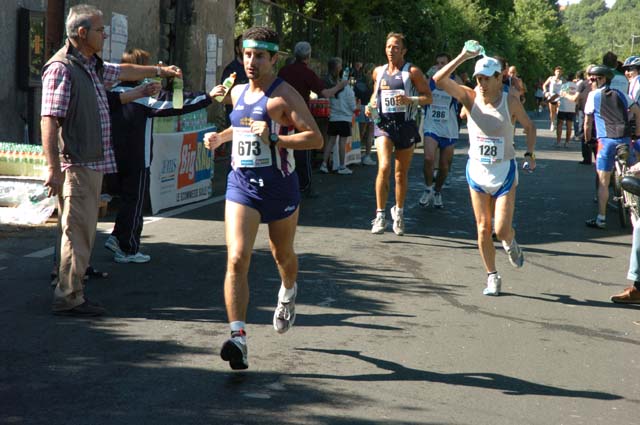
[41,4,180,316]
[278,41,347,197]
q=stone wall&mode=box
[0,0,235,143]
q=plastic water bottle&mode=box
[342,67,350,81]
[215,72,236,102]
[172,78,183,109]
[367,103,380,124]
[464,40,485,56]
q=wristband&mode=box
[524,152,535,160]
[155,66,161,77]
[409,96,420,105]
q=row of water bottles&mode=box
[153,109,209,133]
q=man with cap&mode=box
[278,41,348,198]
[583,65,640,229]
[204,27,323,370]
[433,45,537,297]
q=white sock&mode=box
[426,184,434,192]
[230,321,246,333]
[395,206,404,215]
[597,214,606,222]
[278,283,296,302]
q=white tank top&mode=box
[467,92,515,164]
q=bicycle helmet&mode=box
[622,55,640,70]
[587,64,614,82]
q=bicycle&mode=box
[612,143,640,228]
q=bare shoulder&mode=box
[271,80,305,105]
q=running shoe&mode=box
[337,167,353,175]
[104,235,123,255]
[550,123,555,132]
[319,163,329,174]
[371,214,386,234]
[585,217,606,229]
[433,192,443,208]
[114,251,151,264]
[419,188,434,207]
[220,330,248,370]
[483,273,502,296]
[503,239,524,268]
[390,206,405,236]
[361,154,376,166]
[273,283,297,334]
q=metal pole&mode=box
[631,35,640,55]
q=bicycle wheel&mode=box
[613,172,630,228]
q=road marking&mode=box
[25,247,55,258]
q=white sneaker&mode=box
[114,251,151,264]
[483,273,502,296]
[319,163,329,174]
[371,214,386,234]
[361,154,376,166]
[433,192,443,208]
[104,235,123,256]
[550,123,555,132]
[503,239,524,268]
[419,188,434,207]
[220,330,248,370]
[337,167,353,175]
[273,283,297,334]
[390,206,405,236]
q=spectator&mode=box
[220,35,248,126]
[41,4,180,316]
[278,41,347,198]
[319,57,357,175]
[104,48,215,263]
[556,72,577,148]
[352,61,376,165]
[603,51,629,94]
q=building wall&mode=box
[0,0,235,143]
[0,0,47,143]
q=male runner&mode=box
[420,53,459,209]
[204,27,323,370]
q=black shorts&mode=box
[327,121,352,137]
[557,111,575,122]
[374,119,420,150]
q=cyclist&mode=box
[584,65,640,229]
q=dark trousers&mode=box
[112,167,150,255]
[294,149,313,192]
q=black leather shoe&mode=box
[301,188,319,199]
[53,300,106,317]
[578,160,592,165]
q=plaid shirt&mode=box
[41,54,121,173]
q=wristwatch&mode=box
[524,152,536,160]
[269,133,279,148]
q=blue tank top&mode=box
[229,78,295,175]
[375,63,418,123]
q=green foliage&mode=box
[562,0,640,68]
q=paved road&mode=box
[1,114,638,425]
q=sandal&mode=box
[49,265,109,282]
[85,266,109,279]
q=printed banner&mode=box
[150,127,216,214]
[331,115,361,169]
